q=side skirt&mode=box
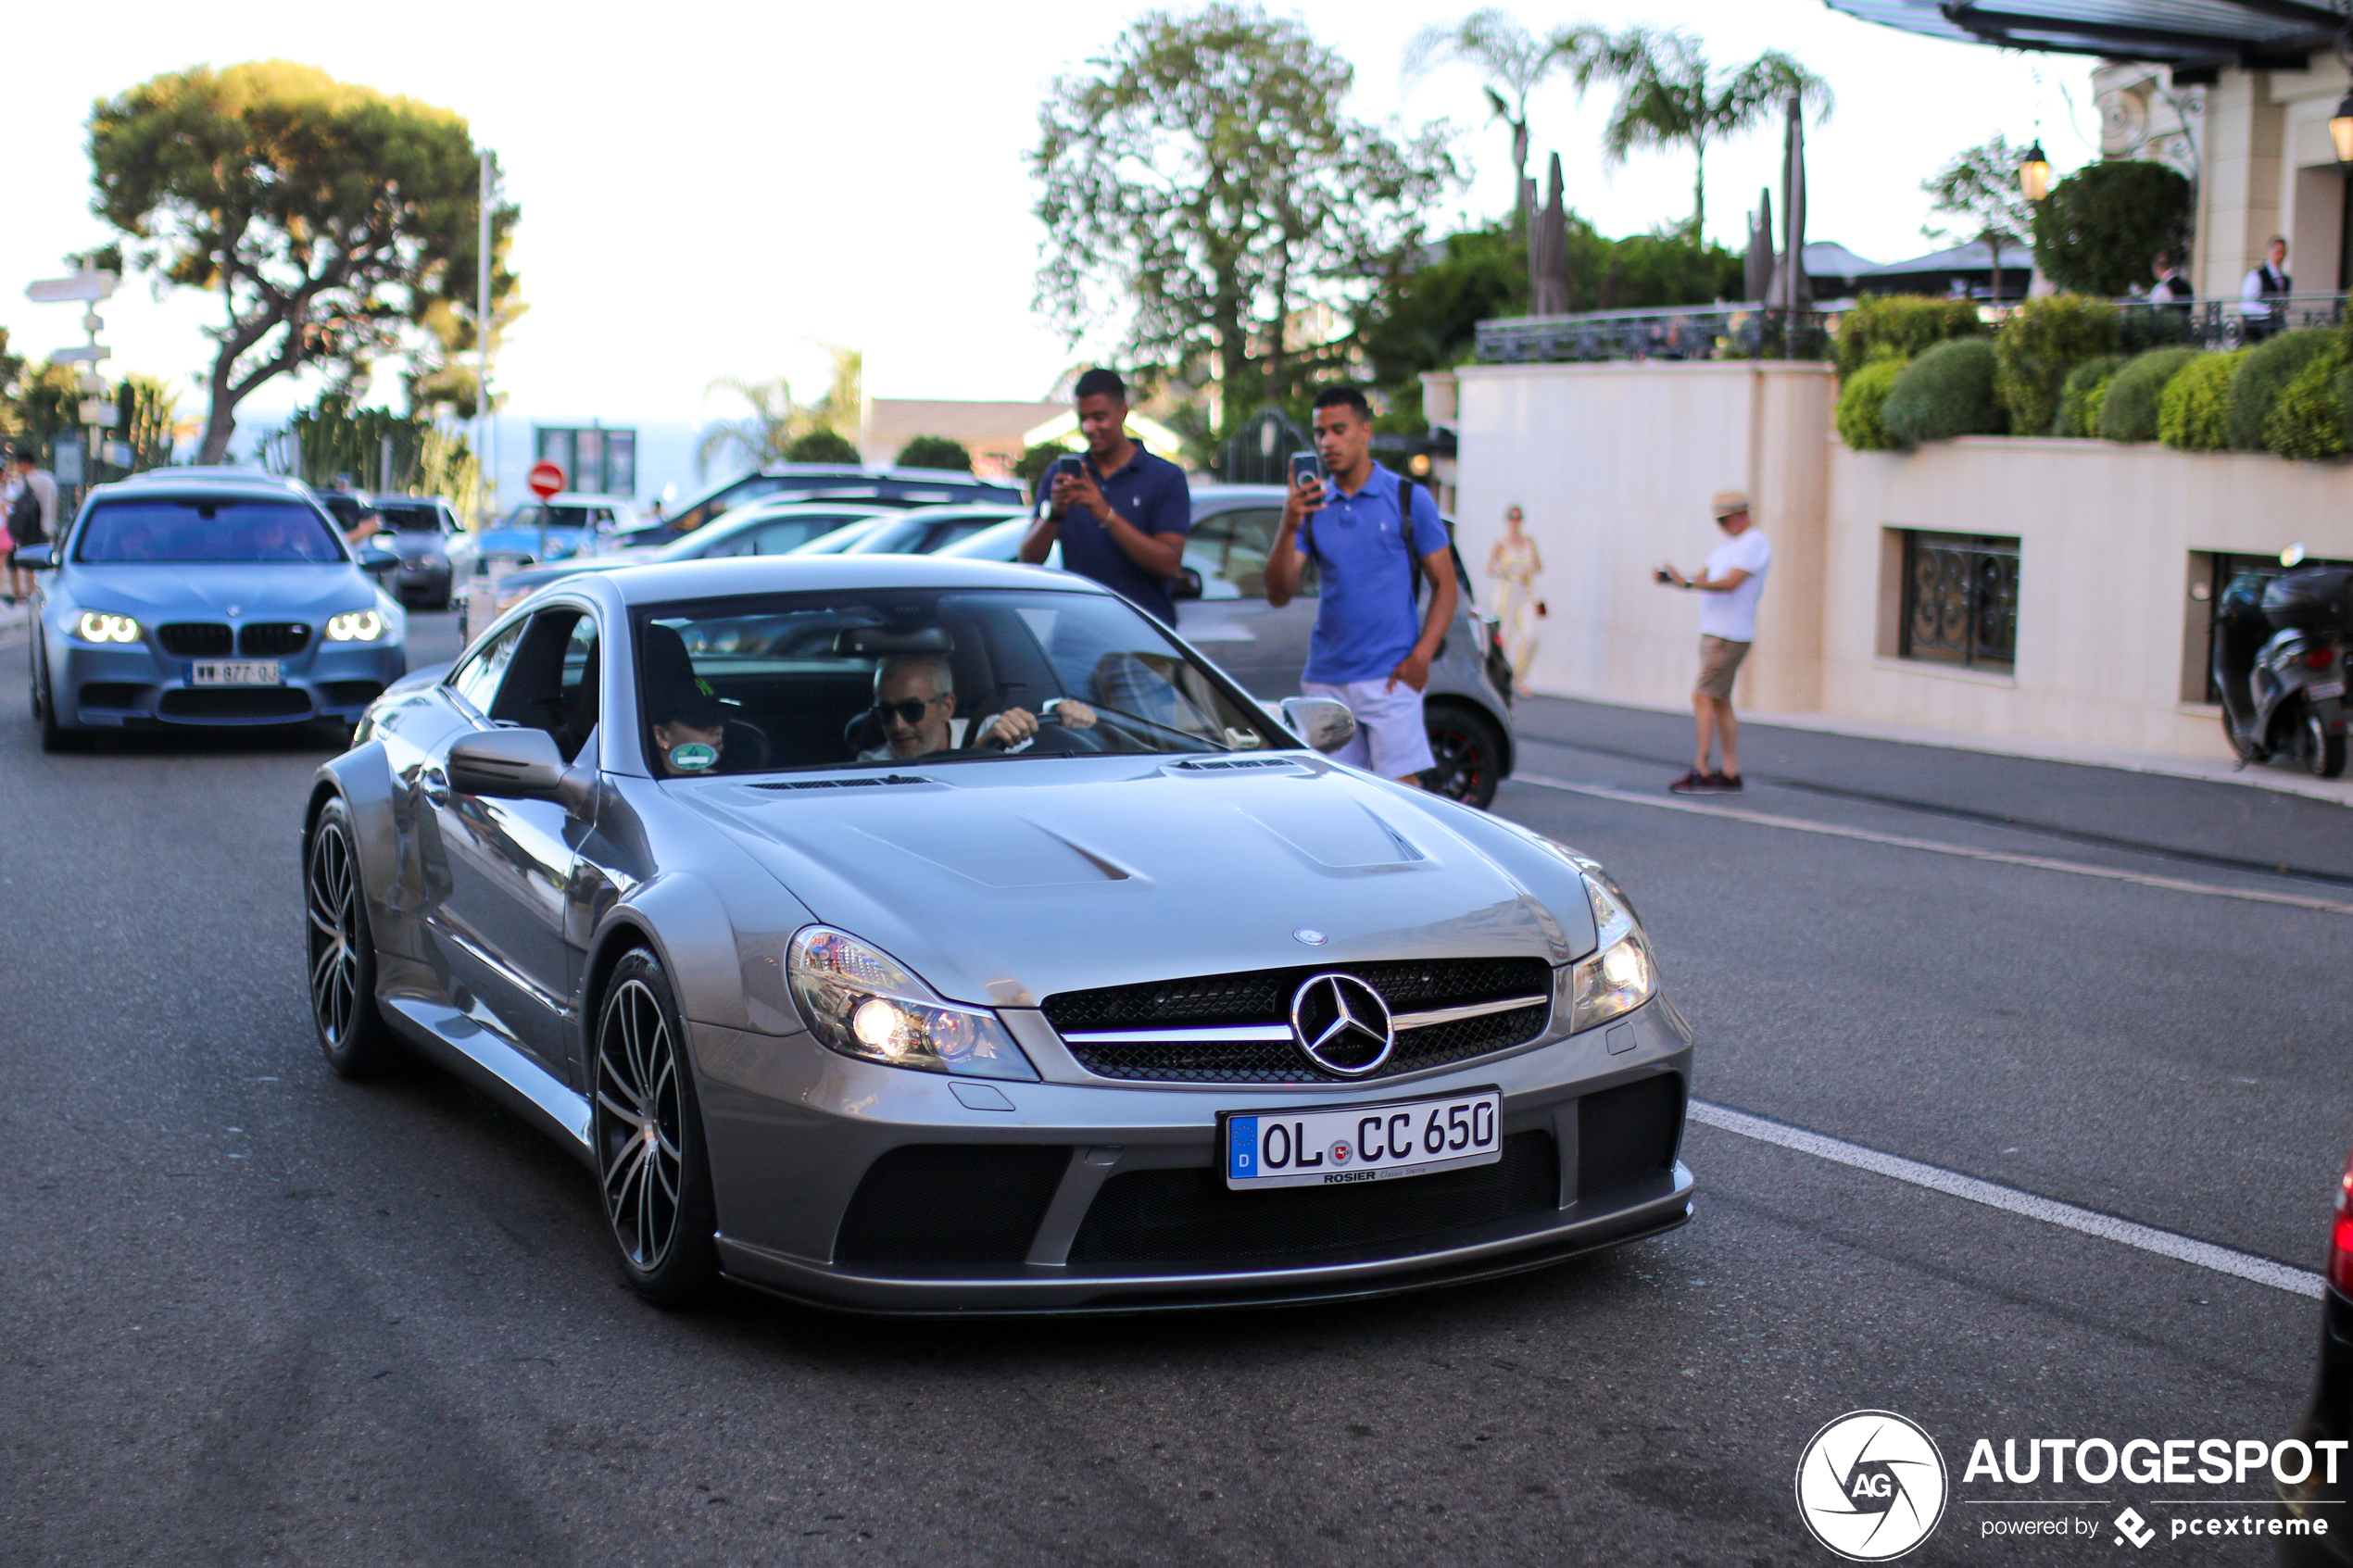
[381,995,597,1169]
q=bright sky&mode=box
[1,0,2091,436]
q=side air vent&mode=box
[1168,756,1305,772]
[756,774,931,792]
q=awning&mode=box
[1820,0,2339,70]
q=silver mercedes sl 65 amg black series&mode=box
[302,556,1692,1312]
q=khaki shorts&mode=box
[1694,634,1751,700]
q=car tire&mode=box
[306,797,402,1077]
[34,638,92,754]
[2303,703,2346,779]
[592,949,723,1307]
[1422,701,1504,810]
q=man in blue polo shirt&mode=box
[1266,385,1458,785]
[1019,368,1191,624]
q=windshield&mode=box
[76,499,347,564]
[632,587,1287,778]
[377,503,447,533]
[500,504,598,532]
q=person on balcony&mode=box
[2150,252,2193,306]
[2241,237,2290,342]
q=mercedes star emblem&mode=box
[1289,972,1395,1077]
[1292,927,1327,946]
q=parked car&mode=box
[306,554,1690,1311]
[479,503,895,617]
[450,494,645,616]
[939,484,1517,807]
[783,516,897,555]
[25,470,407,750]
[838,505,1028,557]
[366,495,465,609]
[2279,1141,2353,1563]
[660,464,1024,536]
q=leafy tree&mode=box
[1579,28,1830,241]
[113,374,182,472]
[270,393,480,508]
[2032,160,2194,297]
[1921,136,2038,306]
[784,428,860,464]
[0,329,23,445]
[895,435,972,470]
[8,362,82,466]
[1032,3,1457,427]
[89,61,521,463]
[1403,11,1595,221]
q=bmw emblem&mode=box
[1292,927,1327,946]
[1288,972,1395,1076]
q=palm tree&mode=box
[697,345,864,477]
[1404,11,1603,222]
[1580,28,1830,243]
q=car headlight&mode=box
[786,926,1038,1081]
[74,612,141,645]
[326,609,384,642]
[1565,871,1656,1033]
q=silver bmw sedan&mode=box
[305,556,1692,1312]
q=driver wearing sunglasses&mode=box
[855,653,1095,761]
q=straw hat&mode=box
[1709,489,1750,520]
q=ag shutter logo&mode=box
[1795,1411,1949,1561]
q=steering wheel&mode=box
[717,717,772,773]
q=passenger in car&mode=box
[855,653,1095,761]
[650,683,728,777]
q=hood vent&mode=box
[1167,756,1307,773]
[756,773,931,792]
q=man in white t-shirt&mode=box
[1655,488,1770,794]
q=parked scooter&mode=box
[2213,561,2351,778]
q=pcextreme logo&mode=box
[1794,1410,1951,1562]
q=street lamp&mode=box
[2333,89,2353,163]
[2020,139,2051,203]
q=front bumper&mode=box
[695,993,1694,1314]
[51,633,408,729]
[2280,1285,2353,1564]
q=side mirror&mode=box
[1279,695,1358,755]
[1172,565,1204,601]
[15,544,54,571]
[359,552,399,576]
[448,727,568,799]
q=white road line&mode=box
[1689,1098,2325,1299]
[1516,772,2353,919]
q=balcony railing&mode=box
[1473,293,2348,367]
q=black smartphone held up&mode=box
[1653,566,1674,583]
[1049,455,1084,488]
[1289,451,1325,492]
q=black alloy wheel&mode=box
[1422,703,1504,809]
[592,950,721,1305]
[2303,703,2347,779]
[306,798,398,1075]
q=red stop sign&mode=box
[528,460,566,500]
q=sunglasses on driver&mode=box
[870,694,949,726]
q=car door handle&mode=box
[421,766,451,805]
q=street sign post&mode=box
[25,271,117,304]
[528,460,565,563]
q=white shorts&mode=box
[1301,678,1435,780]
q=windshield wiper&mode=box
[1074,699,1235,751]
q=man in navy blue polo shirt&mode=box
[1265,385,1458,785]
[1018,368,1192,625]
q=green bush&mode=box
[2032,160,2195,296]
[2157,350,2248,451]
[1834,357,1909,451]
[2263,347,2352,459]
[2338,364,2353,455]
[2051,353,2129,437]
[784,427,860,464]
[2225,327,2338,452]
[895,433,973,470]
[2096,346,2202,442]
[1995,295,2120,436]
[1833,295,1983,376]
[1881,338,2006,443]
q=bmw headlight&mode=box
[325,609,384,642]
[786,926,1038,1081]
[74,612,141,645]
[1565,872,1656,1033]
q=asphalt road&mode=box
[3,622,2345,1566]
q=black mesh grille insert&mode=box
[1044,958,1553,1084]
[157,687,313,721]
[1068,1130,1558,1268]
[239,621,310,657]
[76,683,149,711]
[157,622,233,657]
[1579,1075,1684,1198]
[317,680,386,710]
[833,1144,1071,1265]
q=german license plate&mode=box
[190,660,282,686]
[1223,1088,1503,1190]
[2310,680,2345,702]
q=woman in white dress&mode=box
[1484,505,1543,696]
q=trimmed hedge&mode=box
[2263,347,2352,459]
[1881,338,2005,443]
[896,433,974,470]
[1833,295,1983,376]
[2096,346,2202,442]
[2052,354,2128,437]
[1835,357,1909,451]
[784,428,860,463]
[2225,327,2339,452]
[1994,295,2120,437]
[2158,350,2248,451]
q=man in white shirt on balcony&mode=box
[2241,236,2290,341]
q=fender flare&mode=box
[578,871,762,1069]
[301,742,419,959]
